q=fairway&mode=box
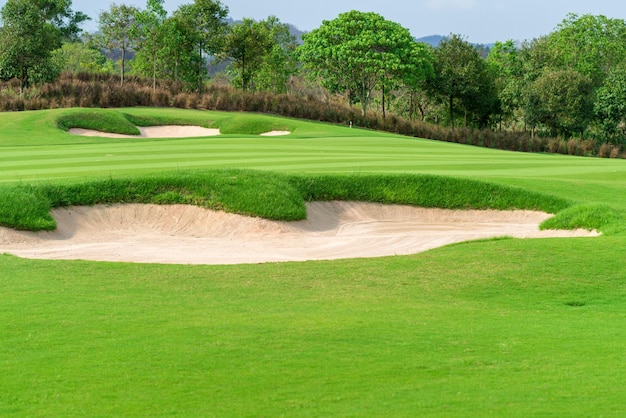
[1,108,626,416]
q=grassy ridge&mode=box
[0,169,584,232]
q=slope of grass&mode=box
[0,170,583,231]
[1,236,626,416]
[1,107,626,416]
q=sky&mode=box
[3,0,626,44]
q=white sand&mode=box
[0,201,598,265]
[260,131,291,136]
[68,126,291,138]
[69,126,221,138]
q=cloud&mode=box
[425,0,478,11]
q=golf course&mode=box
[2,107,626,416]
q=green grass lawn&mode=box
[1,108,626,416]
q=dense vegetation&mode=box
[2,1,626,157]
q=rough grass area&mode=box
[0,169,580,232]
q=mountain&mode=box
[416,35,447,47]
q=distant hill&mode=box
[416,35,447,47]
[288,24,307,44]
[416,35,497,57]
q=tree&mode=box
[549,13,626,87]
[0,0,88,92]
[98,4,139,86]
[594,66,626,145]
[51,42,109,74]
[427,34,493,129]
[525,68,594,138]
[255,17,298,94]
[173,0,229,91]
[298,10,432,116]
[32,0,89,42]
[487,40,524,130]
[132,0,167,90]
[222,16,298,94]
[157,13,202,85]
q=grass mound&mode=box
[0,169,585,232]
[291,174,571,213]
[57,110,140,135]
[213,116,293,135]
[540,203,623,233]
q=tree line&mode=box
[2,0,626,151]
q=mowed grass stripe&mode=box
[3,137,626,182]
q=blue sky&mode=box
[4,0,626,43]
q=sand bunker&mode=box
[260,131,291,136]
[0,201,598,265]
[69,126,291,138]
[69,126,221,138]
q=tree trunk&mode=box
[449,95,455,129]
[121,47,126,86]
[242,53,246,92]
[382,82,386,121]
[152,55,157,91]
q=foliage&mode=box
[51,42,109,75]
[299,10,432,116]
[173,0,229,92]
[222,18,271,92]
[427,34,496,129]
[550,13,626,86]
[525,68,594,137]
[31,0,90,42]
[0,0,87,91]
[253,16,299,94]
[595,66,626,145]
[131,0,168,90]
[97,3,139,86]
[486,40,524,128]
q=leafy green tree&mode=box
[427,34,494,128]
[525,68,594,137]
[595,67,626,145]
[298,10,432,116]
[255,17,298,94]
[173,0,229,91]
[487,40,524,130]
[51,42,109,74]
[222,18,271,92]
[32,0,89,42]
[157,13,202,86]
[0,0,88,92]
[390,42,435,121]
[549,13,626,86]
[132,0,167,90]
[98,4,139,86]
